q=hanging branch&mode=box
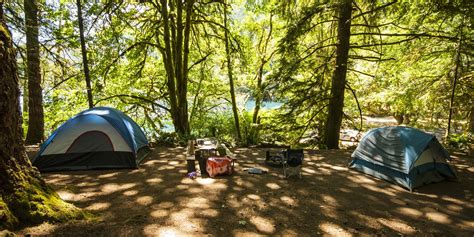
[348,68,375,78]
[351,32,458,41]
[135,45,149,78]
[187,52,211,72]
[351,0,398,20]
[345,83,363,131]
[351,37,418,48]
[349,54,395,62]
[294,104,329,144]
[189,62,206,123]
[45,73,80,94]
[94,94,170,112]
[144,108,163,139]
[446,19,464,138]
[102,41,163,79]
[86,1,116,36]
[12,40,27,63]
[353,1,385,54]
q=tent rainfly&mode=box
[33,107,150,171]
[349,126,457,191]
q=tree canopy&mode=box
[4,0,473,147]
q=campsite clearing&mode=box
[20,147,474,236]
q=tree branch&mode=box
[351,32,458,41]
[45,73,80,94]
[94,94,170,112]
[345,83,363,131]
[187,52,211,72]
[103,41,163,78]
[351,1,398,20]
[347,68,375,77]
[351,37,417,48]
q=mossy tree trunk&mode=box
[24,0,44,145]
[158,0,193,137]
[0,4,84,230]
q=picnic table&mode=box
[186,138,235,176]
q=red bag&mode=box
[206,156,234,178]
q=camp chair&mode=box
[283,149,304,178]
[265,150,285,167]
[220,143,237,170]
[265,146,290,167]
[220,143,236,160]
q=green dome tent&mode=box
[349,126,457,191]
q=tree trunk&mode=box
[22,76,28,114]
[393,114,404,124]
[252,14,273,125]
[159,0,192,137]
[0,5,83,229]
[252,61,264,124]
[446,22,463,139]
[179,0,192,135]
[189,66,205,124]
[24,0,44,145]
[224,2,242,141]
[324,0,352,149]
[404,114,411,125]
[469,107,474,133]
[76,0,93,109]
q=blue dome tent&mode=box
[33,107,150,171]
[349,126,457,191]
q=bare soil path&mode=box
[18,147,474,236]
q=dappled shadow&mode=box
[18,147,474,236]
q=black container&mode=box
[195,150,208,176]
[186,159,196,173]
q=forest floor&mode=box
[17,147,474,236]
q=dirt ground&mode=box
[18,147,474,236]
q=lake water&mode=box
[160,100,283,133]
[244,100,283,111]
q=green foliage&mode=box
[240,111,261,145]
[191,110,237,143]
[154,132,178,147]
[6,0,472,148]
[447,132,473,151]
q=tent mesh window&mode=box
[66,130,114,153]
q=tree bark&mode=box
[445,22,463,138]
[24,0,44,145]
[324,0,352,149]
[179,0,192,135]
[393,114,404,124]
[76,0,94,109]
[252,60,264,124]
[22,76,28,114]
[158,0,192,137]
[0,5,83,229]
[469,107,474,133]
[252,14,273,124]
[160,0,179,132]
[224,2,242,141]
